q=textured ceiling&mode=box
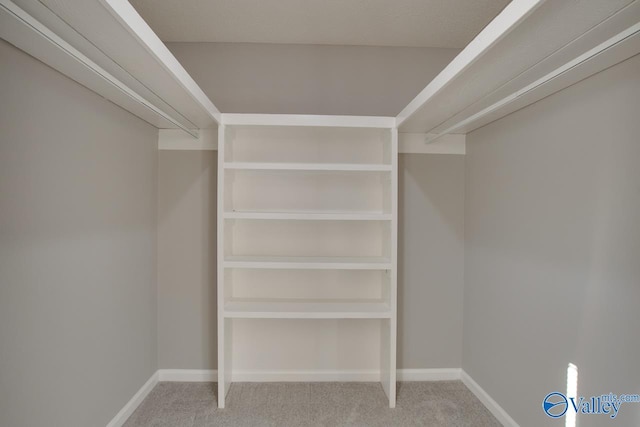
[130,0,510,48]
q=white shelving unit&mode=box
[217,115,398,408]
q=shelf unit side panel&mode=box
[389,128,399,407]
[217,124,227,408]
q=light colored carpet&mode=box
[123,381,501,426]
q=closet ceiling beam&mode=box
[1,0,223,137]
[98,0,222,125]
[396,0,640,137]
[396,0,545,128]
[424,21,640,143]
[0,0,199,137]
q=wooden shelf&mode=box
[224,256,392,270]
[224,162,391,172]
[218,124,398,409]
[224,299,391,319]
[224,210,392,221]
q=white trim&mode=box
[396,0,545,127]
[224,162,392,171]
[397,368,461,382]
[233,370,381,382]
[158,369,218,382]
[223,211,392,221]
[221,114,396,129]
[106,371,158,427]
[98,0,222,124]
[157,129,464,154]
[399,133,465,155]
[461,370,520,427]
[223,255,392,270]
[158,129,217,150]
[155,368,461,383]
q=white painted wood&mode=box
[223,320,233,401]
[155,368,461,383]
[398,0,635,133]
[427,20,640,140]
[224,211,392,221]
[99,0,222,124]
[157,128,466,155]
[396,0,545,127]
[2,0,221,131]
[224,300,392,319]
[221,113,396,128]
[216,125,228,408]
[106,371,159,427]
[0,0,198,137]
[397,368,461,382]
[158,369,217,382]
[224,162,391,171]
[461,371,520,427]
[218,123,397,407]
[158,128,217,150]
[386,128,399,408]
[398,133,466,154]
[231,370,381,382]
[224,256,392,270]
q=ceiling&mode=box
[129,0,510,48]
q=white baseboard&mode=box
[156,368,461,383]
[398,368,461,381]
[461,370,519,427]
[106,371,158,427]
[233,370,381,382]
[158,369,217,382]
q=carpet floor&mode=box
[123,381,501,426]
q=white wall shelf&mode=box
[223,256,392,270]
[224,211,392,221]
[396,0,640,138]
[218,117,397,409]
[224,162,392,172]
[1,0,221,135]
[224,300,392,319]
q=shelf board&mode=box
[224,162,392,172]
[224,299,392,319]
[1,0,219,134]
[397,1,637,134]
[224,210,392,221]
[224,256,392,270]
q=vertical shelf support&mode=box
[217,124,232,408]
[380,128,398,408]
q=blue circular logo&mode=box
[543,392,568,418]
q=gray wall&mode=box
[157,151,465,370]
[166,42,459,116]
[157,151,217,369]
[464,54,640,426]
[399,154,464,368]
[0,40,158,427]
